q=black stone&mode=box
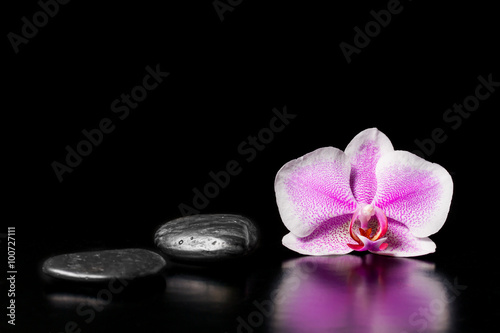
[42,248,166,282]
[154,214,259,262]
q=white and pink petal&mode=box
[282,215,353,255]
[372,150,453,238]
[374,219,437,257]
[344,128,394,204]
[275,147,357,238]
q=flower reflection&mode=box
[271,255,452,333]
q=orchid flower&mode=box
[275,128,453,257]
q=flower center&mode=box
[347,204,389,252]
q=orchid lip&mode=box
[348,204,388,251]
[348,236,389,252]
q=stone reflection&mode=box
[270,255,452,333]
[163,272,250,332]
[165,273,242,305]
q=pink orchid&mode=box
[275,128,453,257]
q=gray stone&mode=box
[42,248,166,282]
[154,214,259,262]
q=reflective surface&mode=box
[270,255,452,333]
[14,246,493,333]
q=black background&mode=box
[3,0,499,332]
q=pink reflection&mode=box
[271,255,450,333]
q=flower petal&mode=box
[374,219,436,257]
[344,128,394,204]
[275,147,357,237]
[282,215,353,255]
[373,150,453,237]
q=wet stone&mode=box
[154,214,259,262]
[42,248,166,282]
